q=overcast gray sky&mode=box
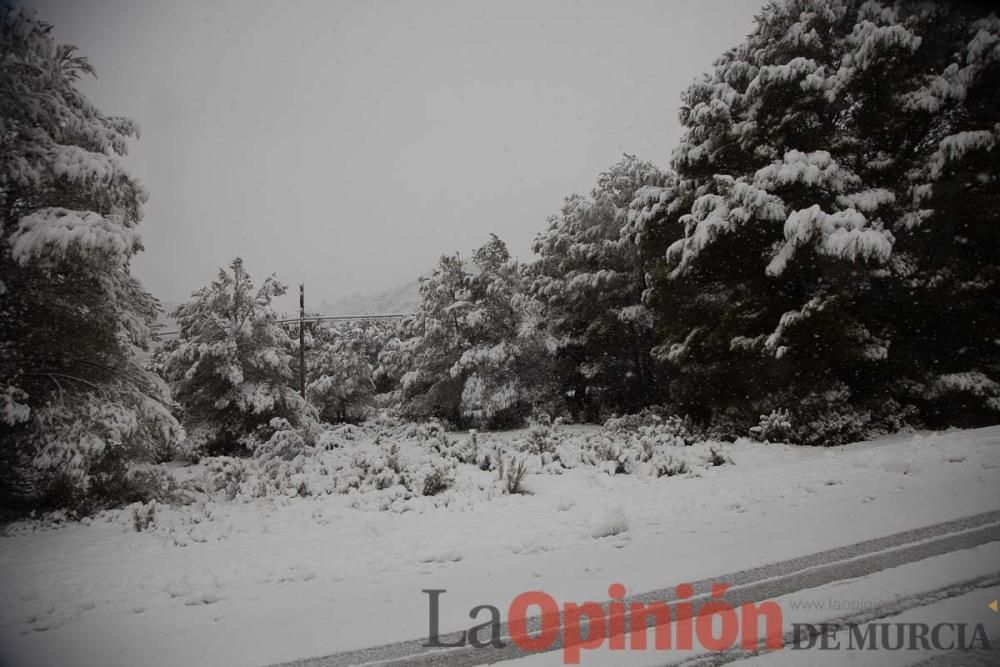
[29,0,763,313]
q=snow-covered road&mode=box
[2,427,999,667]
[276,514,1000,666]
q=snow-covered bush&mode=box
[798,405,873,447]
[253,418,311,461]
[750,410,793,443]
[205,458,248,501]
[652,455,690,478]
[0,8,181,513]
[420,463,455,497]
[539,420,724,477]
[605,410,695,444]
[191,418,478,510]
[588,436,636,475]
[430,431,477,465]
[763,384,919,446]
[520,419,562,455]
[498,455,528,494]
[181,415,730,514]
[604,409,664,432]
[131,501,157,532]
[707,445,731,467]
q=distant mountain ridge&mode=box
[153,280,422,334]
[155,299,180,332]
[319,279,421,317]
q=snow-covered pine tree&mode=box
[304,320,377,423]
[378,252,470,423]
[883,4,1000,423]
[0,8,181,512]
[379,236,544,427]
[166,258,306,456]
[530,155,673,420]
[639,0,1000,436]
[452,235,546,427]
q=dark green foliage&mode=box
[637,0,1000,435]
[530,155,673,421]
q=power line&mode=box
[157,312,412,338]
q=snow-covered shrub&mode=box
[794,404,873,448]
[205,458,248,501]
[520,419,562,455]
[586,435,635,475]
[192,420,472,508]
[384,442,403,474]
[131,501,157,532]
[572,420,702,476]
[635,422,691,449]
[918,372,1000,424]
[872,399,920,435]
[475,442,505,472]
[185,416,731,513]
[203,438,312,501]
[760,385,874,446]
[606,410,696,444]
[552,439,584,469]
[706,445,731,467]
[748,383,919,447]
[175,427,211,464]
[420,463,455,497]
[604,409,665,432]
[498,455,528,494]
[42,441,179,515]
[750,410,793,443]
[426,429,477,465]
[551,421,709,476]
[652,455,690,478]
[341,435,458,500]
[253,418,311,462]
[699,407,753,442]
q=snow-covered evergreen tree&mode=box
[0,8,181,511]
[454,235,547,426]
[531,155,672,420]
[379,236,545,427]
[639,0,1000,434]
[166,258,306,456]
[378,252,469,422]
[304,320,377,423]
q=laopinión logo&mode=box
[424,583,784,664]
[424,584,994,664]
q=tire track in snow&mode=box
[274,509,1000,667]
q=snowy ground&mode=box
[1,425,998,667]
[499,540,1000,666]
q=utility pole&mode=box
[299,283,306,396]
